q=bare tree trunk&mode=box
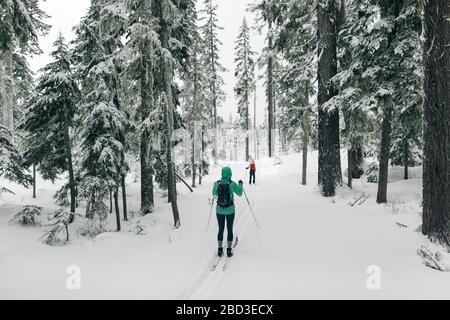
[403,138,409,180]
[63,102,76,222]
[422,0,450,243]
[191,132,196,188]
[122,175,128,221]
[347,149,353,188]
[317,0,342,197]
[376,97,393,204]
[159,1,180,228]
[110,192,113,214]
[140,57,154,215]
[301,89,310,186]
[114,190,121,232]
[32,164,36,199]
[2,50,14,131]
[267,20,274,158]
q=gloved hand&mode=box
[238,180,243,186]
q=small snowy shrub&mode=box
[9,205,42,226]
[131,220,146,236]
[85,201,108,221]
[41,209,72,245]
[78,215,108,238]
[366,162,379,183]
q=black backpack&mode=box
[217,180,233,208]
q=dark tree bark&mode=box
[422,0,450,244]
[376,97,393,203]
[317,0,342,197]
[32,164,36,199]
[403,138,409,180]
[158,0,180,228]
[347,148,353,188]
[267,19,274,158]
[140,55,154,215]
[63,101,76,221]
[301,88,310,186]
[122,175,128,221]
[114,190,121,232]
[109,191,113,214]
[191,133,196,188]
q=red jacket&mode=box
[249,160,256,171]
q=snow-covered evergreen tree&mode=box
[73,0,131,231]
[333,0,422,197]
[20,34,79,218]
[249,0,280,158]
[180,0,210,188]
[0,124,31,194]
[0,0,49,131]
[125,0,159,215]
[275,0,316,185]
[234,17,256,161]
[200,0,226,164]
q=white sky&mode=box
[29,0,267,125]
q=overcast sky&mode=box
[29,0,267,125]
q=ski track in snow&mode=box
[179,184,257,300]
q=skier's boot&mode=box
[218,247,224,257]
[227,248,233,258]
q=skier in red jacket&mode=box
[247,156,256,185]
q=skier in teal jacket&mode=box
[212,167,243,257]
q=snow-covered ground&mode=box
[1,152,449,299]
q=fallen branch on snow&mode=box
[417,245,450,272]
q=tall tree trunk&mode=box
[63,102,76,221]
[1,50,14,131]
[114,190,121,232]
[122,175,128,221]
[245,97,249,161]
[422,0,450,243]
[301,88,310,186]
[317,0,342,197]
[347,148,353,188]
[191,132,196,188]
[110,192,113,214]
[376,97,393,204]
[267,20,274,158]
[403,138,409,180]
[164,94,180,228]
[32,164,36,199]
[159,1,180,228]
[140,58,154,215]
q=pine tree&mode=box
[200,0,226,165]
[0,0,49,131]
[275,0,316,185]
[234,17,256,161]
[249,0,280,158]
[421,0,450,245]
[74,0,131,231]
[0,124,31,194]
[181,1,209,188]
[153,0,183,228]
[20,34,79,218]
[316,0,343,197]
[334,0,422,197]
[126,0,159,215]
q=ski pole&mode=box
[207,196,216,231]
[243,188,260,229]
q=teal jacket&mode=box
[212,167,243,215]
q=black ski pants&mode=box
[217,213,235,247]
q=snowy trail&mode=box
[1,153,450,299]
[180,179,257,300]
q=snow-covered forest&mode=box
[0,0,449,300]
